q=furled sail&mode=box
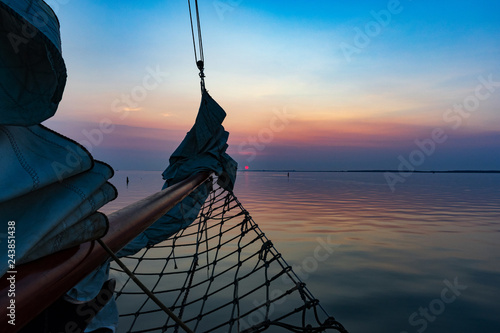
[0,0,67,125]
[120,91,238,257]
[0,0,116,276]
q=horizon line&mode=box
[113,169,500,174]
[239,169,500,173]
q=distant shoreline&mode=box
[240,170,500,174]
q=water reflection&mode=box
[104,171,500,332]
[233,172,500,332]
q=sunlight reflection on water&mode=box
[103,171,500,332]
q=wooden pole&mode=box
[0,171,211,332]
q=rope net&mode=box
[111,177,347,333]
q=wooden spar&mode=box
[0,171,211,332]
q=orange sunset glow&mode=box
[43,1,499,171]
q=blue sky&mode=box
[44,0,500,170]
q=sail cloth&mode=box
[0,0,67,126]
[0,124,117,276]
[162,91,237,191]
[119,91,238,257]
[0,0,117,277]
[0,124,93,202]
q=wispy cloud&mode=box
[123,107,143,112]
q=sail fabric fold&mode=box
[20,212,109,264]
[0,124,93,202]
[162,91,237,191]
[67,262,119,333]
[120,91,237,256]
[0,0,116,279]
[0,0,67,125]
[0,159,117,276]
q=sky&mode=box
[43,0,500,171]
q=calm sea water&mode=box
[101,171,500,333]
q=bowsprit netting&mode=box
[110,177,348,333]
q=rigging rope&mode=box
[188,0,206,92]
[110,177,348,333]
[98,239,194,333]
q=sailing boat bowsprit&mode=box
[0,1,348,332]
